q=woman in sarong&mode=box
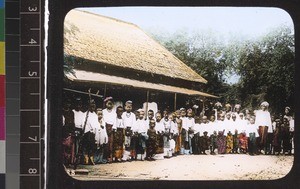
[175,117,183,154]
[62,99,75,167]
[200,131,210,154]
[226,132,233,153]
[216,130,226,154]
[233,130,239,153]
[239,131,248,154]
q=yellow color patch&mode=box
[0,42,4,75]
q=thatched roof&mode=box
[66,69,218,98]
[64,10,207,84]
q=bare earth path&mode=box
[71,154,293,180]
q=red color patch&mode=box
[0,75,4,107]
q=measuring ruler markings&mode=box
[20,0,42,189]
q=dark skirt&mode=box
[114,128,125,159]
[62,134,75,166]
[136,134,147,154]
[106,124,114,162]
[193,133,201,154]
[156,133,164,154]
[217,134,226,154]
[258,126,268,150]
[199,136,210,152]
[239,133,248,152]
[146,131,157,157]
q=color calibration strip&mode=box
[6,0,21,189]
[0,0,5,188]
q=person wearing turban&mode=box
[255,101,272,155]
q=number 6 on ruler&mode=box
[28,136,37,142]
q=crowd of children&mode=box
[62,97,295,166]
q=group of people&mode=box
[62,96,295,167]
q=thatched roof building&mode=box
[64,9,217,101]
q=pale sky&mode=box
[79,7,293,40]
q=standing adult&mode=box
[62,99,75,166]
[82,99,98,165]
[255,101,272,154]
[72,97,85,163]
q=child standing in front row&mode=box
[94,108,108,164]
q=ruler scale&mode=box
[20,0,43,189]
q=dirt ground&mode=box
[70,154,294,181]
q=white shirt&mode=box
[207,121,217,136]
[73,109,85,129]
[255,110,272,128]
[84,111,98,133]
[181,117,189,130]
[246,123,259,137]
[115,117,125,129]
[103,108,117,129]
[95,119,108,145]
[186,117,195,130]
[290,119,295,132]
[155,120,165,133]
[215,120,225,134]
[169,121,178,135]
[237,119,248,133]
[122,112,136,128]
[194,123,201,135]
[199,122,209,136]
[134,119,148,134]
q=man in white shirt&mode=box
[72,97,85,161]
[255,101,272,154]
[82,99,98,165]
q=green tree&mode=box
[236,26,295,114]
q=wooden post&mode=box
[145,90,149,120]
[174,93,177,111]
[103,84,107,99]
[103,84,107,108]
[202,98,205,116]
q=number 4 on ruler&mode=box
[29,38,37,44]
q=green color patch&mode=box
[0,9,4,41]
